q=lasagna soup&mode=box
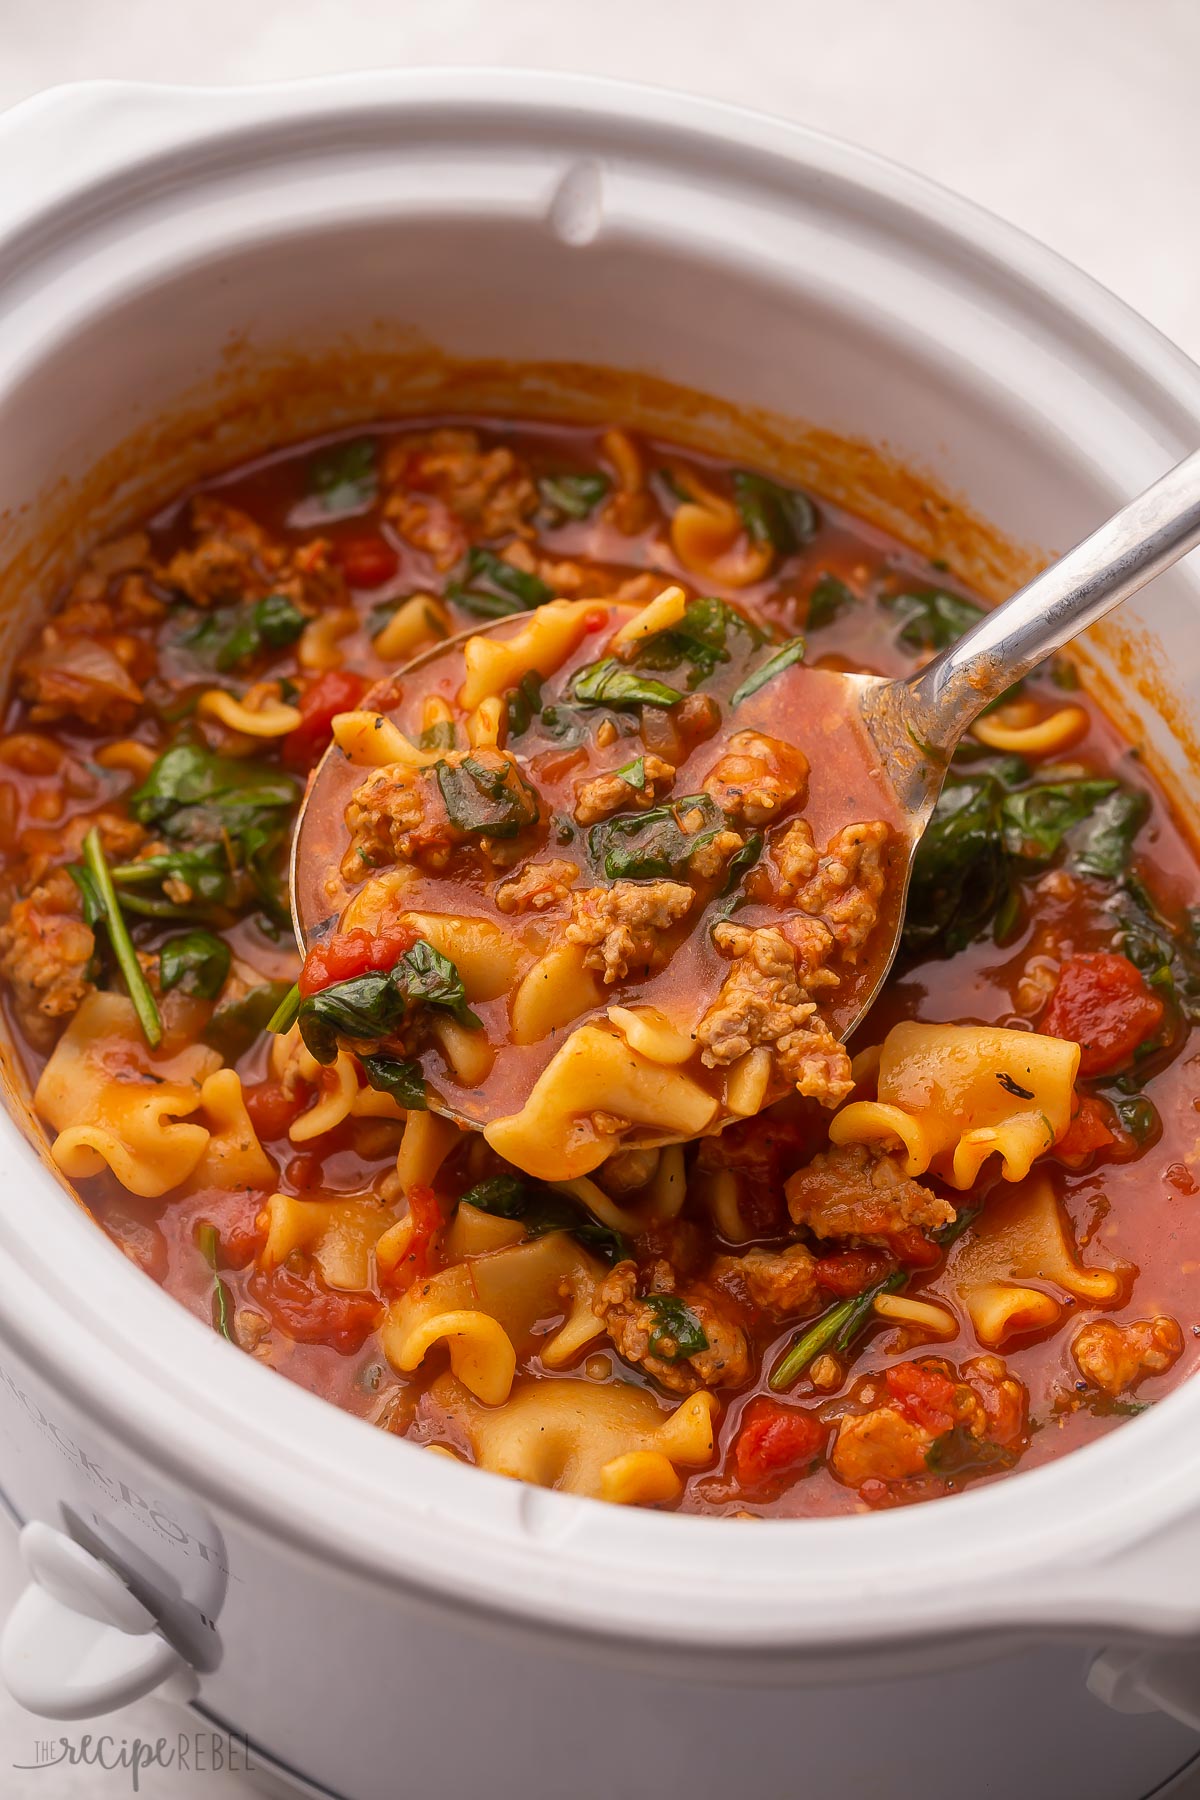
[2,416,1197,1517]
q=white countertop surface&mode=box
[2,0,1200,1794]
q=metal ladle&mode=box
[843,447,1200,1031]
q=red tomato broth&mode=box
[0,413,1195,1519]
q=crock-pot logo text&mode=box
[0,1357,229,1575]
[14,1730,254,1792]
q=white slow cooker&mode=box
[1,69,1200,1800]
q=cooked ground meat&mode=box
[687,828,747,882]
[573,754,675,825]
[344,749,541,875]
[789,821,890,961]
[696,921,852,1107]
[344,764,441,872]
[163,497,341,612]
[0,869,94,1048]
[830,1354,1026,1489]
[594,1257,751,1395]
[20,810,147,894]
[382,429,538,568]
[785,1142,955,1245]
[725,1243,821,1317]
[565,879,693,983]
[494,858,580,914]
[161,499,281,605]
[831,1404,933,1486]
[702,730,809,827]
[770,818,820,894]
[1072,1316,1183,1396]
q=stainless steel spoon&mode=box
[841,446,1200,1033]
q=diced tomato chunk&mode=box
[885,1362,958,1434]
[242,1078,311,1142]
[195,1190,269,1269]
[248,1265,382,1353]
[336,532,399,589]
[733,1397,826,1489]
[1040,952,1164,1075]
[282,669,369,770]
[284,1151,327,1193]
[1054,1094,1118,1167]
[888,1228,943,1269]
[813,1248,892,1298]
[299,923,420,996]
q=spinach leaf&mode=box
[197,1223,236,1344]
[770,1207,977,1389]
[109,844,238,917]
[642,1293,709,1361]
[183,593,307,671]
[125,746,300,923]
[436,755,541,838]
[308,437,377,514]
[159,930,232,999]
[81,828,162,1050]
[394,939,480,1027]
[446,548,553,618]
[66,863,104,928]
[884,586,985,652]
[538,471,609,520]
[589,793,724,880]
[771,1264,919,1389]
[417,718,457,751]
[730,636,806,708]
[637,596,765,688]
[1073,788,1151,879]
[203,979,294,1063]
[359,1052,428,1110]
[297,939,480,1064]
[1104,1089,1160,1144]
[720,831,764,897]
[925,1424,1016,1479]
[1001,779,1117,860]
[570,658,683,711]
[129,746,298,833]
[732,471,817,556]
[461,1174,528,1218]
[504,671,544,740]
[806,575,854,630]
[903,766,1131,956]
[267,982,300,1034]
[903,777,1011,954]
[459,1173,628,1263]
[1112,876,1200,1024]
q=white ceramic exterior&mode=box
[1,70,1200,1799]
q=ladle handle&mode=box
[904,447,1200,753]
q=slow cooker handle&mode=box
[0,1522,196,1720]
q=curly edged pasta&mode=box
[951,1173,1125,1347]
[828,1020,1080,1189]
[381,1230,609,1404]
[432,1372,718,1503]
[36,994,220,1198]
